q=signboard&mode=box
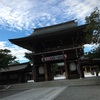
[41,54,67,62]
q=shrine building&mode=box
[0,63,33,84]
[9,20,88,82]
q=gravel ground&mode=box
[54,85,100,100]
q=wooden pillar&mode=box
[96,65,99,76]
[32,69,34,80]
[64,59,69,79]
[47,64,53,80]
[77,59,84,78]
[18,72,21,83]
[7,74,10,84]
[33,64,37,82]
[44,62,48,81]
[80,65,84,78]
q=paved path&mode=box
[0,87,66,100]
[55,85,100,100]
[1,77,100,100]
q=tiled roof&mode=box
[9,20,88,51]
[9,20,77,41]
[30,20,77,37]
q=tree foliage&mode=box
[51,63,58,76]
[85,45,100,59]
[0,49,19,69]
[85,7,100,59]
[85,7,100,44]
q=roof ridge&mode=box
[34,20,77,31]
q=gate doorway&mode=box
[33,55,83,82]
[51,62,66,80]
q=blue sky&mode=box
[0,0,100,63]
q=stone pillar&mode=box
[64,59,69,79]
[44,62,48,81]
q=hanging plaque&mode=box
[41,54,67,62]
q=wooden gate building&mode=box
[9,20,88,82]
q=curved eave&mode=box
[9,24,88,51]
[9,38,33,51]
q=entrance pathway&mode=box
[0,87,66,100]
[1,77,100,100]
[55,85,100,100]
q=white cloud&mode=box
[0,41,30,63]
[0,0,100,63]
[0,0,99,31]
[0,41,6,48]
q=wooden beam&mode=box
[44,62,48,81]
[77,59,84,78]
[31,46,82,56]
[33,64,37,82]
[64,59,69,79]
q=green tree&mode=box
[85,7,100,59]
[85,7,100,44]
[85,45,100,59]
[51,63,58,76]
[0,49,19,69]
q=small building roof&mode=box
[0,63,31,73]
[80,58,100,66]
